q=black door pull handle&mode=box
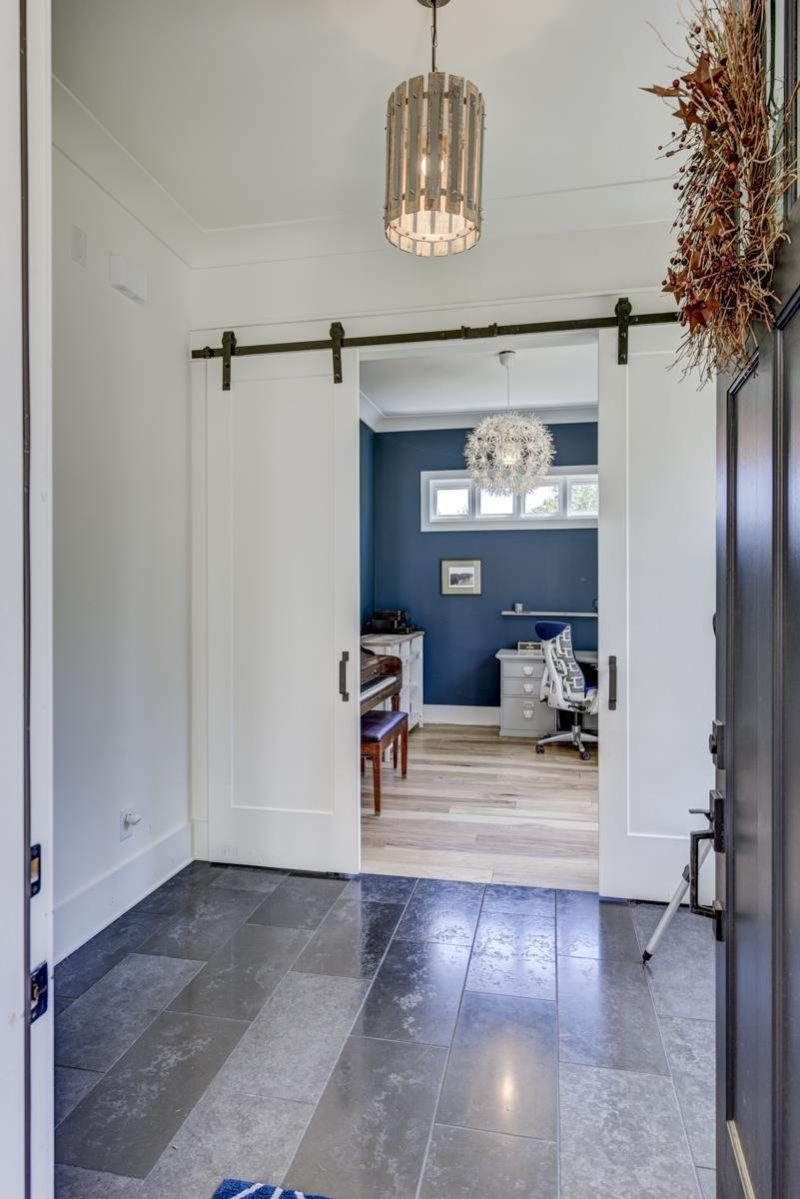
[609,655,618,710]
[339,651,350,702]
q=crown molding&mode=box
[54,77,677,273]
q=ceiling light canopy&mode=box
[465,351,556,495]
[384,0,485,257]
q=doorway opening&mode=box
[357,334,600,889]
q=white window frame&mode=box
[420,466,599,532]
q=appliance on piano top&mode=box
[363,609,417,635]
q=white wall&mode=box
[53,149,192,961]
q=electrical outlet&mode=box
[119,809,141,841]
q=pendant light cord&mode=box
[431,0,438,73]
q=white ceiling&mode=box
[360,335,597,429]
[52,0,681,233]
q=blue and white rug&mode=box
[213,1181,333,1199]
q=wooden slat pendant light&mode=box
[385,0,485,256]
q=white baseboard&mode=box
[192,818,209,861]
[423,705,500,726]
[54,822,192,963]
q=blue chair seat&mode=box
[361,709,408,743]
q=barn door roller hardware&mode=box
[194,297,677,389]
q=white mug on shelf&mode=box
[513,602,524,613]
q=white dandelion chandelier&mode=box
[464,351,555,496]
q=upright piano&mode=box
[360,647,402,714]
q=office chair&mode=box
[534,620,598,761]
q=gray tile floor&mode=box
[54,865,716,1199]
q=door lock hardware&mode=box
[30,963,48,1023]
[708,719,725,769]
[689,789,725,940]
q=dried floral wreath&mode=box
[645,0,797,381]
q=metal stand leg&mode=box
[641,839,713,963]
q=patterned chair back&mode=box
[535,621,587,708]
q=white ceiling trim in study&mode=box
[359,335,598,431]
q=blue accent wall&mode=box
[360,421,376,623]
[367,424,598,708]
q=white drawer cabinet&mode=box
[361,631,424,730]
[496,649,555,739]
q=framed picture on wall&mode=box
[441,559,482,595]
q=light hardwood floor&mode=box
[361,723,598,891]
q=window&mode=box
[479,489,514,517]
[568,479,599,517]
[432,482,470,518]
[421,467,599,532]
[524,483,561,517]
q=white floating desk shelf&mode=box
[500,610,598,618]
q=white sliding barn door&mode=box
[597,324,715,900]
[193,349,360,873]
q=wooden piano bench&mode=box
[361,709,409,815]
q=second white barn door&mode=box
[597,323,716,900]
[193,349,361,874]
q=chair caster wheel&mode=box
[535,744,545,754]
[580,750,590,761]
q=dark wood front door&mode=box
[715,227,800,1197]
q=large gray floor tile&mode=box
[137,1075,312,1199]
[286,1035,447,1199]
[634,906,716,1020]
[342,873,417,904]
[215,972,369,1103]
[56,954,202,1071]
[482,883,555,919]
[132,862,225,916]
[418,1124,557,1199]
[55,1165,140,1199]
[557,955,668,1075]
[56,1010,247,1178]
[355,939,469,1044]
[54,912,172,999]
[437,990,558,1140]
[211,865,287,893]
[559,1062,699,1199]
[138,888,263,960]
[557,891,640,961]
[466,910,555,1001]
[660,1016,716,1168]
[247,874,347,930]
[698,1167,716,1198]
[394,878,484,946]
[168,923,308,1021]
[55,1067,103,1126]
[293,897,403,978]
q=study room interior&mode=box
[357,337,601,890]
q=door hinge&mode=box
[30,962,48,1023]
[30,843,41,897]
